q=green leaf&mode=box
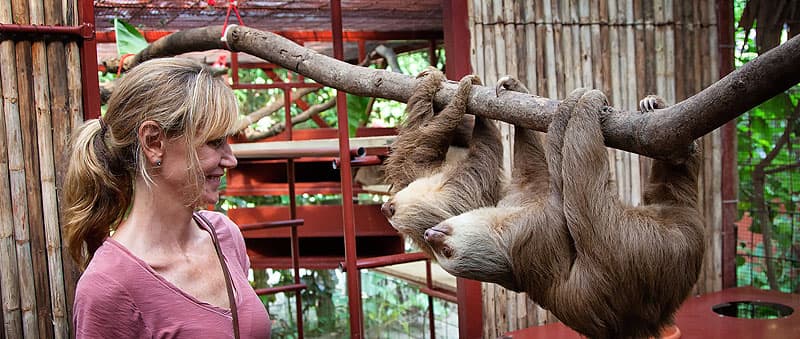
[114,18,148,56]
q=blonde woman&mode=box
[64,58,270,338]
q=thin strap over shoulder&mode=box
[193,212,241,339]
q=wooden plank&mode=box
[230,135,395,159]
[373,261,457,293]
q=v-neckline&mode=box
[104,227,237,315]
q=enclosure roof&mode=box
[93,0,444,34]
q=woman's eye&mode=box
[207,138,225,148]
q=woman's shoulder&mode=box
[196,210,237,231]
[78,240,143,289]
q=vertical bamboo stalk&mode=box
[607,0,620,106]
[663,0,675,103]
[543,0,557,98]
[469,0,478,75]
[26,0,59,334]
[477,2,496,335]
[625,0,641,205]
[8,0,41,336]
[514,2,527,86]
[579,0,592,88]
[559,0,573,92]
[63,39,82,330]
[41,0,69,335]
[483,1,497,83]
[523,0,536,95]
[599,0,611,93]
[590,0,603,90]
[706,0,723,294]
[472,0,485,82]
[0,16,23,337]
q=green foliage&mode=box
[263,269,456,338]
[734,0,800,293]
[113,18,148,56]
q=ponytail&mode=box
[63,119,133,269]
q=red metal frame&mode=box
[94,30,442,44]
[78,0,101,120]
[442,0,485,337]
[329,1,365,337]
[717,0,738,290]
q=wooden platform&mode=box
[503,287,800,338]
[374,261,457,294]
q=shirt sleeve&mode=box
[73,271,151,339]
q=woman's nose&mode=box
[220,142,238,169]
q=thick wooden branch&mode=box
[222,25,800,160]
[112,25,800,160]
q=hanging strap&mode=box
[194,212,241,339]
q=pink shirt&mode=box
[73,211,271,338]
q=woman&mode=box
[64,58,270,338]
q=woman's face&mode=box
[160,136,237,206]
[196,137,238,204]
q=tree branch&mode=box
[102,25,800,161]
[244,98,337,140]
[235,87,320,132]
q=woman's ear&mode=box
[138,121,164,167]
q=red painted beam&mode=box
[79,0,101,120]
[339,252,428,271]
[254,283,307,295]
[443,1,482,338]
[94,29,443,43]
[0,23,93,39]
[717,0,738,290]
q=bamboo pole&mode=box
[63,39,82,329]
[706,0,723,294]
[0,18,23,337]
[477,2,496,334]
[29,0,59,335]
[62,0,84,318]
[40,0,69,335]
[579,0,592,88]
[524,1,537,96]
[7,0,41,336]
[591,0,603,90]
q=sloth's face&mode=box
[424,207,518,289]
[382,172,450,236]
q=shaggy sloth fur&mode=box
[383,73,704,338]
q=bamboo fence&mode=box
[0,0,82,336]
[468,0,724,336]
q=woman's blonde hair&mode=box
[63,58,239,268]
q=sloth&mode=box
[422,83,705,338]
[381,68,504,257]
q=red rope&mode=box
[117,53,135,77]
[221,0,245,35]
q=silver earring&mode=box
[155,159,162,167]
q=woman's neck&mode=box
[112,179,201,254]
